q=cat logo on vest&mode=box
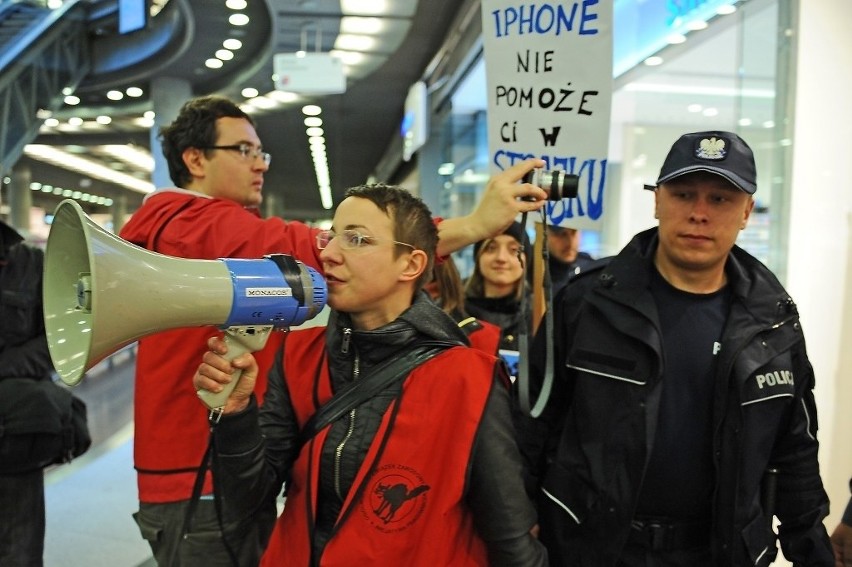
[361,464,430,533]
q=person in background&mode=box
[515,131,834,566]
[544,225,594,296]
[193,184,548,566]
[832,480,852,567]
[424,254,502,355]
[0,220,53,567]
[116,94,549,566]
[465,221,531,377]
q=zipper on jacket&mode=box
[341,328,352,354]
[334,353,359,500]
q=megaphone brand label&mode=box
[246,288,294,297]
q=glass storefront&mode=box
[432,0,793,279]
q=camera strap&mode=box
[517,212,555,418]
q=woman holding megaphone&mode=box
[194,185,548,566]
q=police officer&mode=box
[516,131,834,566]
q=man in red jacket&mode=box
[194,184,547,566]
[118,95,547,566]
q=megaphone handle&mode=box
[197,326,274,410]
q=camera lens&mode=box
[522,169,580,201]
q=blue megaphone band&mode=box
[220,256,326,328]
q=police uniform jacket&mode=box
[517,227,833,567]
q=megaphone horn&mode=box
[44,199,327,409]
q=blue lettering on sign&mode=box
[491,1,601,38]
[492,149,606,221]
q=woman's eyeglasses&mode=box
[316,229,415,252]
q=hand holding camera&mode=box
[522,169,580,201]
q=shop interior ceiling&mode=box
[17,0,467,222]
[16,0,774,224]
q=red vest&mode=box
[261,327,496,567]
[458,316,502,356]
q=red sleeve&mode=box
[157,199,323,272]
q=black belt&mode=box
[628,517,711,551]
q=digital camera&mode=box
[522,169,579,201]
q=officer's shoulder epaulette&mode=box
[457,316,483,336]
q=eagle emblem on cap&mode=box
[696,137,727,160]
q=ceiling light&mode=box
[134,115,155,128]
[738,118,753,126]
[126,86,144,97]
[107,90,124,100]
[225,0,247,9]
[304,117,323,127]
[340,16,384,34]
[643,56,663,66]
[25,145,154,194]
[242,87,259,98]
[319,186,333,210]
[205,58,224,69]
[717,4,737,15]
[341,0,387,15]
[763,120,775,128]
[64,95,80,105]
[702,107,719,116]
[96,115,112,125]
[331,50,365,66]
[223,38,242,50]
[686,20,708,31]
[61,87,74,95]
[101,145,155,171]
[334,34,376,51]
[216,49,234,61]
[143,110,155,120]
[249,96,276,109]
[666,33,686,45]
[687,104,702,113]
[268,90,299,103]
[43,118,59,127]
[306,127,324,137]
[29,182,42,190]
[302,105,322,116]
[68,117,83,126]
[229,13,249,26]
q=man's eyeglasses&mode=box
[200,143,271,165]
[316,229,415,252]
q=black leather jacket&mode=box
[213,292,547,566]
[0,222,52,382]
[516,228,833,567]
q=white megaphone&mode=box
[43,199,327,410]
